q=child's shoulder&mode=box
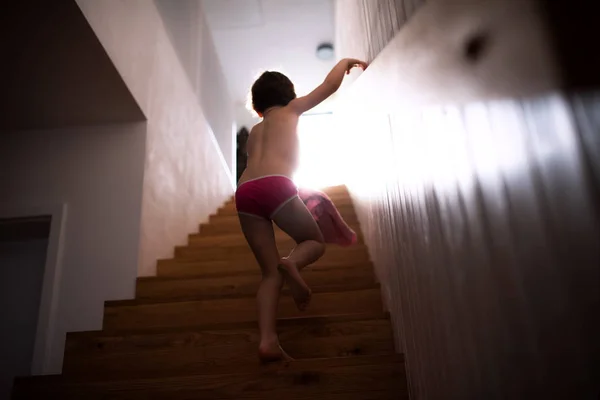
[250,121,265,133]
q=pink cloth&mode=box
[298,188,358,247]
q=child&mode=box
[235,58,368,362]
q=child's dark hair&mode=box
[251,71,296,114]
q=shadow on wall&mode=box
[0,0,145,131]
[236,127,250,183]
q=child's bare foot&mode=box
[278,258,312,311]
[258,343,294,364]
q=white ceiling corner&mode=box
[201,0,264,30]
[201,0,336,127]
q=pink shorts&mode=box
[235,175,298,220]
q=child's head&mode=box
[251,71,296,116]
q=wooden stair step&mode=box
[198,220,359,235]
[184,235,363,250]
[113,282,379,306]
[66,313,391,357]
[63,318,395,380]
[188,229,363,247]
[14,354,406,400]
[157,256,373,278]
[199,215,359,236]
[103,287,383,330]
[63,338,395,380]
[173,243,370,261]
[136,265,376,301]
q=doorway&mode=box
[0,217,50,400]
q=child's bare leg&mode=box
[238,214,288,362]
[272,197,326,310]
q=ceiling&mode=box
[201,0,336,128]
[0,0,145,132]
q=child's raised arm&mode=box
[289,58,367,115]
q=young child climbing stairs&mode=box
[235,58,368,362]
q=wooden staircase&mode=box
[13,186,408,399]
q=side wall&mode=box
[0,124,146,373]
[75,0,235,276]
[335,0,423,63]
[337,0,599,398]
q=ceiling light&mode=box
[316,43,334,60]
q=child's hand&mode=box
[345,58,368,74]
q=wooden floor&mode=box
[12,186,408,399]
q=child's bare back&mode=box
[235,58,367,363]
[240,107,301,184]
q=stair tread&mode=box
[65,316,394,356]
[135,267,376,302]
[20,354,403,380]
[63,323,396,380]
[15,355,405,400]
[66,313,393,364]
[103,288,384,330]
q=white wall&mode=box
[0,123,146,373]
[154,0,236,175]
[336,0,599,398]
[75,0,235,276]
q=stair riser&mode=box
[158,248,372,277]
[103,289,383,330]
[136,268,375,301]
[209,212,359,223]
[200,212,359,233]
[157,257,373,278]
[198,225,360,236]
[174,244,369,261]
[188,230,363,247]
